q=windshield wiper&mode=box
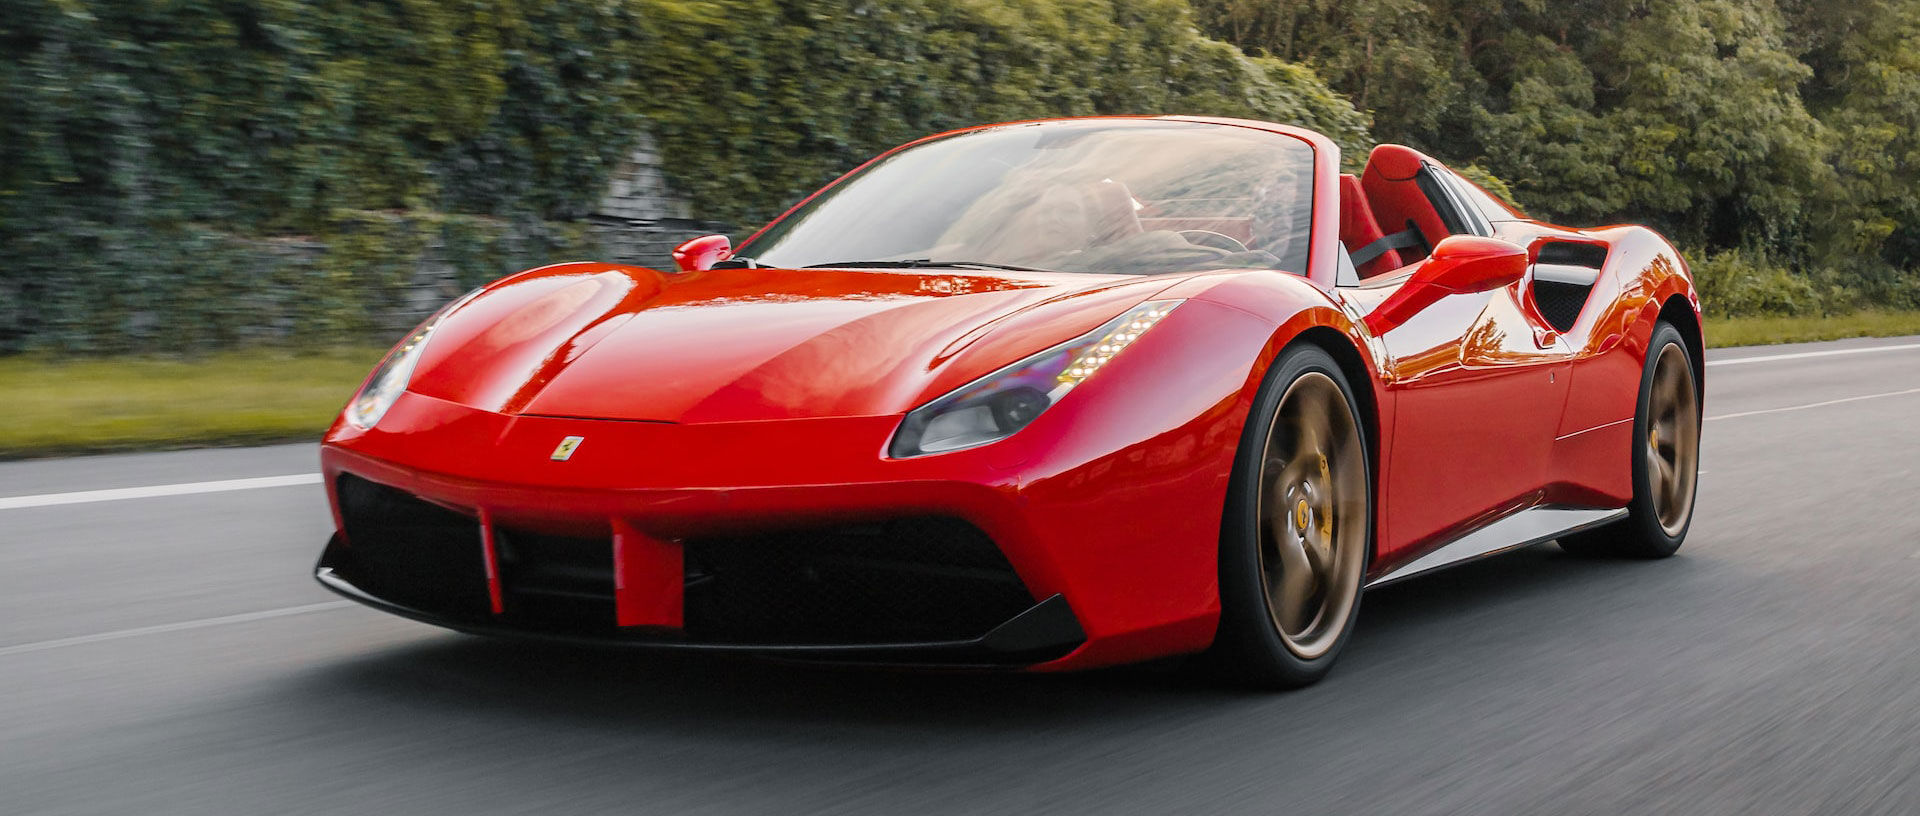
[802,259,1062,274]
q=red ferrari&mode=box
[316,116,1702,687]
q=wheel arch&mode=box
[1181,274,1388,571]
[1658,294,1705,401]
[1201,321,1380,684]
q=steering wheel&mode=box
[1178,229,1249,253]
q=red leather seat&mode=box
[1338,174,1402,278]
[1360,144,1451,264]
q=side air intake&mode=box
[1530,241,1608,333]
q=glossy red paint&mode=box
[1361,235,1529,336]
[404,262,1175,424]
[613,519,683,628]
[670,234,732,273]
[318,116,1700,672]
[320,284,1317,670]
[1346,219,1698,570]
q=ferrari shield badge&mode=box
[550,436,585,461]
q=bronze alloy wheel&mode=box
[1646,342,1700,537]
[1255,372,1368,659]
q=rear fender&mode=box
[1546,226,1697,506]
[1554,226,1694,437]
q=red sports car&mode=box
[317,116,1702,687]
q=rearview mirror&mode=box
[671,234,732,273]
[1362,236,1528,335]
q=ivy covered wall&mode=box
[0,0,1372,353]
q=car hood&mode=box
[404,263,1183,423]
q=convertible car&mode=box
[316,116,1702,687]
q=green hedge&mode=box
[0,0,1372,353]
[1691,248,1920,317]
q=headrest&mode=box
[1364,144,1427,182]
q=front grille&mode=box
[335,474,491,621]
[334,474,1035,646]
[684,517,1035,645]
[495,529,617,630]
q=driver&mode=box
[936,171,1283,274]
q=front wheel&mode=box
[1207,346,1371,689]
[1561,321,1700,558]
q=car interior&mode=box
[1342,144,1610,332]
[1339,144,1474,280]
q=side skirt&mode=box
[1365,505,1627,589]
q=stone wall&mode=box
[313,141,734,339]
[597,134,689,223]
[586,132,733,271]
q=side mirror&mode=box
[1362,235,1528,335]
[671,234,732,273]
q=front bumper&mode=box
[316,457,1085,666]
[318,534,1086,666]
[320,381,1239,670]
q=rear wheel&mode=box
[1208,346,1371,689]
[1560,321,1700,558]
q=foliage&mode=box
[0,0,1370,353]
[1193,0,1920,313]
[23,0,1915,354]
[1784,0,1920,268]
[572,0,1376,225]
[1689,249,1824,317]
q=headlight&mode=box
[889,299,1183,457]
[345,292,477,430]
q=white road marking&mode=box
[0,601,355,658]
[1707,342,1920,367]
[0,473,322,511]
[1706,387,1920,421]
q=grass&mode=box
[0,347,383,459]
[1704,309,1920,348]
[1,310,1917,459]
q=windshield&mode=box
[740,120,1317,276]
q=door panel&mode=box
[1375,281,1570,561]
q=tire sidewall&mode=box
[1624,322,1696,556]
[1212,345,1373,686]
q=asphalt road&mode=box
[3,335,1918,815]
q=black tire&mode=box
[1206,345,1372,689]
[1559,321,1700,558]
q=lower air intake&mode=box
[334,473,492,621]
[684,517,1035,646]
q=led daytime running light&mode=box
[1057,303,1177,388]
